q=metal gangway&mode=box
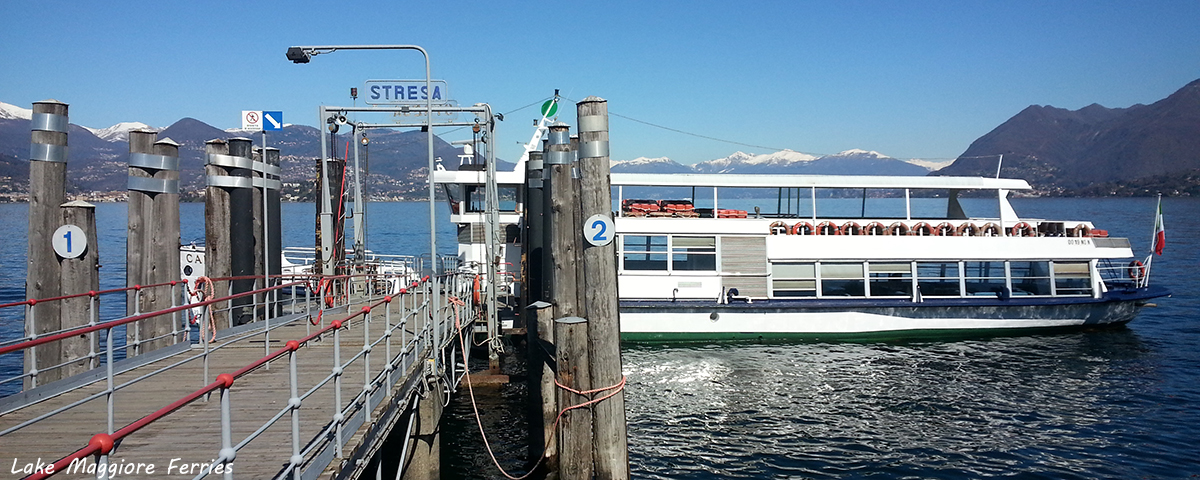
[0,256,477,479]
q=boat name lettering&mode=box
[1067,238,1092,246]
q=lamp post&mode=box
[286,45,443,369]
[285,45,439,279]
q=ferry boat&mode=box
[435,139,1172,341]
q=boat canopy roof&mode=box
[609,173,1031,191]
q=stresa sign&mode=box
[363,80,449,105]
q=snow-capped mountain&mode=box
[904,158,956,171]
[0,101,32,120]
[693,150,819,174]
[613,148,934,176]
[85,122,154,142]
[3,101,154,142]
[610,156,693,173]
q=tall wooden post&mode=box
[523,150,552,466]
[227,138,255,326]
[26,99,68,388]
[252,147,266,306]
[204,140,232,330]
[265,147,282,315]
[577,96,629,479]
[60,200,98,377]
[127,130,180,354]
[555,316,591,479]
[546,122,592,478]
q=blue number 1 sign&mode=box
[52,224,87,259]
[584,214,614,247]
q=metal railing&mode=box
[0,267,478,480]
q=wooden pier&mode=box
[1,279,469,480]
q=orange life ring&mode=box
[980,223,1002,237]
[910,222,934,236]
[1010,222,1035,237]
[816,221,840,235]
[1128,260,1146,280]
[1070,224,1091,237]
[473,274,482,304]
[864,222,887,235]
[841,221,862,236]
[791,221,814,235]
[956,223,980,236]
[934,222,956,236]
[769,221,790,235]
[887,222,909,236]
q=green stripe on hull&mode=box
[619,323,1131,344]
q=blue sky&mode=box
[2,1,1198,165]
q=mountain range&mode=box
[612,149,939,176]
[934,78,1200,195]
[4,77,1200,199]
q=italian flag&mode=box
[1153,199,1165,255]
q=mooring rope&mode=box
[190,276,217,342]
[453,302,626,479]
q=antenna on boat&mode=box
[995,154,1004,178]
[511,90,561,173]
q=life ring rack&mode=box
[934,222,957,236]
[864,222,887,235]
[841,221,862,236]
[910,222,934,236]
[1010,222,1036,237]
[791,221,814,235]
[768,221,790,235]
[887,222,909,236]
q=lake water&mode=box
[2,198,1198,478]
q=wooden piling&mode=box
[265,147,282,315]
[545,122,582,319]
[59,200,98,377]
[545,122,593,478]
[555,316,592,479]
[577,96,629,479]
[204,139,232,330]
[26,100,68,388]
[126,130,180,354]
[227,138,255,326]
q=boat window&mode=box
[1010,261,1051,296]
[465,185,485,213]
[671,236,717,271]
[498,186,519,212]
[621,235,668,271]
[916,262,961,297]
[964,261,1007,296]
[1053,261,1091,296]
[771,262,816,297]
[820,262,865,297]
[868,262,913,297]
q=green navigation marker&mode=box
[541,99,558,117]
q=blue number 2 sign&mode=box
[52,224,87,259]
[584,214,614,247]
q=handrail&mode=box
[6,271,467,480]
[0,281,304,356]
